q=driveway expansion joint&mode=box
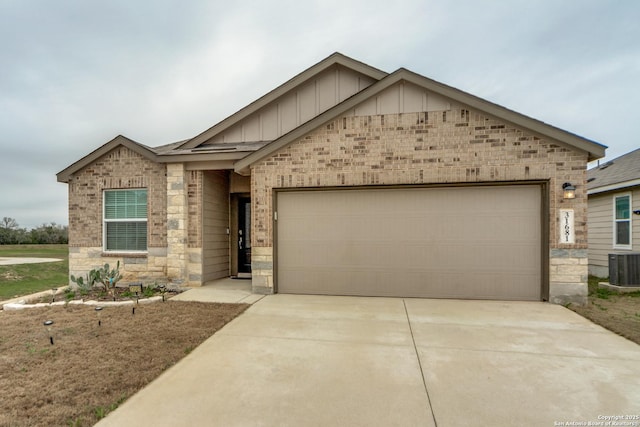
[403,298,438,427]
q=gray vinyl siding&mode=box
[588,187,640,276]
[202,171,230,281]
[633,188,640,248]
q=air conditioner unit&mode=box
[609,253,640,286]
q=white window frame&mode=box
[103,189,148,253]
[613,193,632,250]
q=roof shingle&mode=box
[587,147,640,192]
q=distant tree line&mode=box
[0,217,68,244]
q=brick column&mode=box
[166,163,188,283]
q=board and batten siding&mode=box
[351,81,452,116]
[202,171,230,281]
[588,187,640,277]
[209,65,377,144]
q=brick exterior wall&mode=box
[251,109,589,303]
[67,146,168,283]
[68,146,167,247]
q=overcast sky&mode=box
[1,0,638,229]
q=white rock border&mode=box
[3,296,164,311]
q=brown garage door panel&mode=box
[276,185,542,300]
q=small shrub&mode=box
[64,289,76,301]
[142,285,155,298]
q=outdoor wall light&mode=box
[562,182,576,199]
[634,210,640,215]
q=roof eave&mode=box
[156,151,253,163]
[56,135,158,183]
[588,178,640,195]
[397,69,607,161]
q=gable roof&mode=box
[56,135,158,183]
[234,67,606,174]
[55,133,263,182]
[57,53,388,182]
[177,52,388,150]
[58,53,607,183]
[587,147,640,194]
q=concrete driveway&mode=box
[97,295,640,427]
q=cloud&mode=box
[0,0,639,228]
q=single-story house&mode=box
[587,148,640,278]
[57,52,606,305]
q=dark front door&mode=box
[238,198,251,274]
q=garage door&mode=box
[276,185,542,300]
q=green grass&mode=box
[0,244,68,301]
[587,275,604,294]
[588,274,640,298]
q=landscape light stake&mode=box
[43,320,54,345]
[95,306,103,326]
[159,284,166,302]
[132,290,139,315]
[51,288,57,303]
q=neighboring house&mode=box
[587,148,640,277]
[57,53,605,305]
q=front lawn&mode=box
[0,245,69,301]
[569,275,640,345]
[0,301,248,426]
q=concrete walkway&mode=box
[97,295,640,427]
[171,277,265,304]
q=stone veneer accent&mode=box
[251,109,589,304]
[69,246,168,283]
[251,247,274,294]
[549,249,588,305]
[67,146,168,283]
[166,163,188,284]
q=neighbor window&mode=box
[103,189,148,252]
[614,194,631,249]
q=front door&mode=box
[238,197,251,274]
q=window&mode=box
[104,189,148,252]
[614,194,632,249]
